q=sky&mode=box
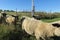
[0,0,60,12]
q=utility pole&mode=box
[16,8,18,16]
[16,8,17,13]
[31,0,35,16]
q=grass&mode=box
[42,18,60,23]
[0,24,15,40]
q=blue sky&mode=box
[0,0,60,12]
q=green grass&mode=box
[42,18,60,23]
[0,24,15,40]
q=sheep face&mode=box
[6,16,15,25]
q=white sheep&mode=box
[6,15,15,25]
[21,16,60,40]
[21,16,45,39]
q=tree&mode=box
[10,10,15,12]
[0,9,2,12]
[4,10,7,12]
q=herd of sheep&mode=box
[0,12,18,26]
[0,12,60,40]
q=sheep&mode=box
[21,16,45,39]
[5,15,19,27]
[6,15,15,25]
[21,16,60,40]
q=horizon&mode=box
[0,0,60,12]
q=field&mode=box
[0,12,60,40]
[42,18,60,22]
[6,12,60,22]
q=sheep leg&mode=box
[41,36,46,40]
[35,36,40,40]
[35,33,40,40]
[35,36,45,40]
[35,33,46,40]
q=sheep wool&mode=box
[34,23,57,40]
[54,27,60,36]
[22,16,60,40]
[22,16,42,35]
[6,16,15,24]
